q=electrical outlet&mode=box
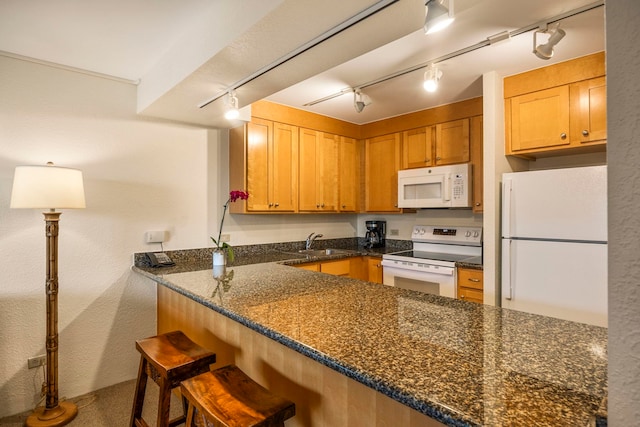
[389,229,399,236]
[220,234,230,243]
[28,355,46,369]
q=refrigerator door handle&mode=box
[502,178,512,238]
[503,239,513,300]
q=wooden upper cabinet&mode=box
[504,52,606,158]
[338,136,359,212]
[245,119,272,211]
[271,122,299,212]
[570,76,607,145]
[507,86,571,153]
[402,126,434,169]
[365,133,401,212]
[401,119,469,170]
[230,118,298,213]
[470,115,483,213]
[506,79,607,157]
[299,128,338,212]
[435,118,470,165]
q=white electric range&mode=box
[381,225,482,298]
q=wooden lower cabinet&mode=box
[457,268,483,304]
[157,286,443,427]
[320,259,350,276]
[294,256,382,283]
[366,256,383,284]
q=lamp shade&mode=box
[10,164,86,209]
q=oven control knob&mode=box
[465,231,471,237]
[473,231,480,238]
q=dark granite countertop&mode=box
[132,250,607,426]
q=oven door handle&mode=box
[381,260,454,276]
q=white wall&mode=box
[0,56,210,417]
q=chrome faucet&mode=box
[305,232,323,250]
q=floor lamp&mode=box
[10,162,85,427]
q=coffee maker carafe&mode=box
[364,220,386,249]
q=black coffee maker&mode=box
[364,220,386,248]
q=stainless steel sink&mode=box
[297,248,357,256]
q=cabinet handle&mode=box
[436,156,441,160]
[560,133,567,139]
[269,203,273,207]
[425,158,430,162]
[316,204,320,208]
[582,129,590,136]
[460,294,466,298]
[475,202,481,206]
[341,204,346,208]
[321,203,325,208]
[274,203,279,207]
[468,278,480,282]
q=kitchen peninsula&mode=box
[132,250,607,427]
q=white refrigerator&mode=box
[501,165,607,327]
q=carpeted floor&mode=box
[0,379,184,426]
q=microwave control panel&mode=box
[452,173,467,204]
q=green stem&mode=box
[217,199,230,247]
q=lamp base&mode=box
[25,401,78,427]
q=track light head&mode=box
[224,91,239,120]
[423,65,442,92]
[424,0,454,35]
[533,23,566,60]
[353,90,371,113]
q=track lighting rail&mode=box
[197,0,400,109]
[303,0,603,107]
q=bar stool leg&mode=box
[157,376,172,427]
[130,357,149,427]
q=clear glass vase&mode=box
[212,248,226,267]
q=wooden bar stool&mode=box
[180,364,296,427]
[130,330,217,427]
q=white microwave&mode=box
[397,164,472,208]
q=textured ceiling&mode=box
[0,0,605,128]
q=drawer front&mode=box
[459,286,484,303]
[458,268,483,290]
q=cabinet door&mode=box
[508,86,570,153]
[246,118,272,211]
[365,133,401,212]
[320,259,350,276]
[470,115,483,213]
[272,122,298,212]
[298,128,320,211]
[319,132,339,211]
[298,129,338,212]
[435,118,470,165]
[402,126,434,169]
[570,76,607,145]
[296,262,319,272]
[366,257,383,284]
[338,137,359,212]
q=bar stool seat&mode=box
[180,364,296,427]
[130,330,217,427]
